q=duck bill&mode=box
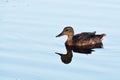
[56,32,63,37]
[55,52,62,56]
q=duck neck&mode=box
[66,35,73,46]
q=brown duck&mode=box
[56,26,106,47]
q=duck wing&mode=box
[73,31,96,41]
[73,32,106,47]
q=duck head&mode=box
[56,26,74,37]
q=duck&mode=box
[56,26,106,47]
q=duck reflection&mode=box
[56,46,73,64]
[56,43,103,64]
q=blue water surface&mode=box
[0,0,120,80]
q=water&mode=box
[0,0,120,80]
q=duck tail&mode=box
[101,33,106,37]
[100,33,106,39]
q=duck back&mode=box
[72,32,106,47]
